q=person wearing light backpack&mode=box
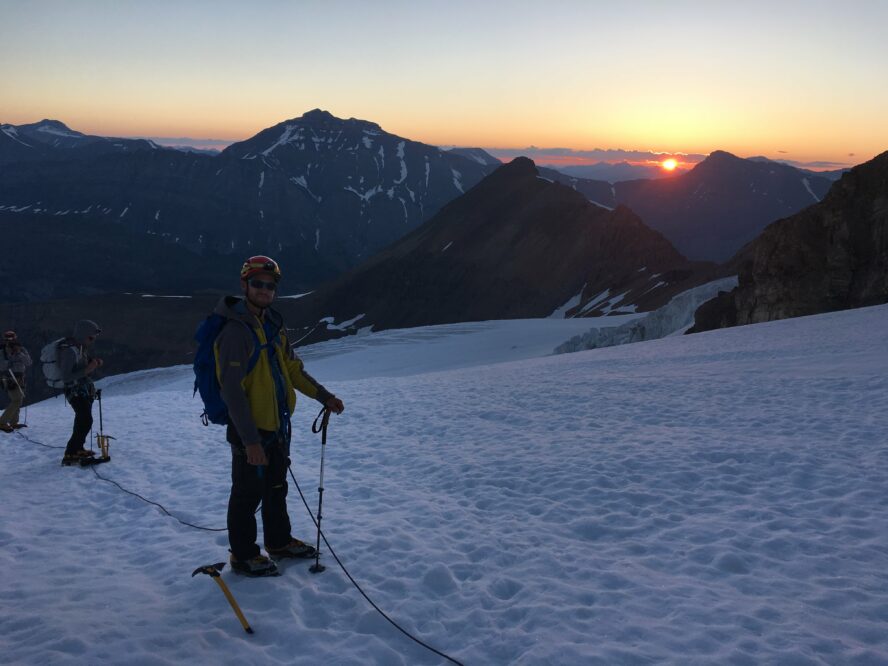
[40,320,104,464]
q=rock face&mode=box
[690,150,888,332]
[291,158,714,340]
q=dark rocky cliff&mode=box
[690,150,888,332]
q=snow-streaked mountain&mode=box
[4,303,888,664]
[554,160,679,182]
[0,111,494,295]
[217,109,492,266]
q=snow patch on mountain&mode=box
[452,168,463,192]
[2,126,32,147]
[549,284,586,319]
[344,185,383,202]
[801,177,820,202]
[394,141,408,184]
[290,176,321,202]
[36,123,82,138]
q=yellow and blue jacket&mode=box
[213,296,332,446]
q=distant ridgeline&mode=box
[1,111,841,304]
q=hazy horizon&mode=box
[2,113,862,172]
[3,0,886,171]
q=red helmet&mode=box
[3,330,16,341]
[240,255,282,282]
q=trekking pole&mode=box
[97,388,104,434]
[7,369,24,400]
[7,370,25,427]
[191,562,254,634]
[309,406,331,574]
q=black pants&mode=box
[227,435,293,561]
[65,395,94,455]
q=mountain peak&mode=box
[299,109,335,122]
[705,150,740,162]
[294,109,382,131]
[17,119,76,132]
[502,156,539,177]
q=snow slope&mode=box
[2,307,888,664]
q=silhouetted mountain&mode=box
[690,150,888,332]
[289,158,714,340]
[556,161,678,182]
[528,152,838,262]
[748,156,847,181]
[613,151,835,261]
[0,111,494,299]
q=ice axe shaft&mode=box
[191,562,254,634]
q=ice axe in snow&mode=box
[191,562,254,634]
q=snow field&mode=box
[2,307,888,664]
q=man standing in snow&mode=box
[60,320,103,465]
[215,255,344,577]
[0,330,31,432]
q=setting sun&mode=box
[662,158,678,171]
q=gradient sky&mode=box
[2,0,887,168]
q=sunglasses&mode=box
[248,278,278,292]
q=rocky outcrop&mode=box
[689,150,888,332]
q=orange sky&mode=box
[2,1,887,170]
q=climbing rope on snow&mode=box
[16,430,228,532]
[17,418,466,666]
[286,407,466,666]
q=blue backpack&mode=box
[193,314,268,426]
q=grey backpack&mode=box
[41,338,78,389]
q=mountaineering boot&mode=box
[0,424,13,433]
[61,449,98,466]
[229,554,280,577]
[266,538,317,561]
